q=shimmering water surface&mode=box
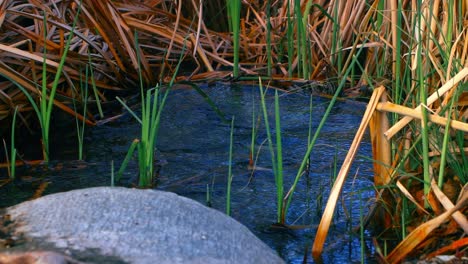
[1,83,377,263]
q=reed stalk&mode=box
[227,0,241,77]
[330,1,341,73]
[286,1,293,78]
[274,89,284,222]
[294,0,304,78]
[266,0,272,77]
[415,1,431,206]
[301,1,313,78]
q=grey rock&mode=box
[5,187,284,264]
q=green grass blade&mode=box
[88,51,103,118]
[274,90,284,223]
[116,96,143,124]
[116,139,139,181]
[10,106,18,179]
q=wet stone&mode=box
[2,187,284,264]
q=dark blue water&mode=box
[1,83,376,263]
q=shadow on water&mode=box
[1,83,377,263]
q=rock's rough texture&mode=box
[5,187,284,264]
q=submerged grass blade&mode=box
[178,81,228,123]
[249,92,257,166]
[226,116,235,216]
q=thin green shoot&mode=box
[259,79,284,223]
[73,65,89,160]
[9,106,18,179]
[306,94,313,168]
[88,51,103,118]
[437,89,457,188]
[226,116,235,216]
[249,91,257,167]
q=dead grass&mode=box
[0,1,467,261]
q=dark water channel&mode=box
[2,83,377,263]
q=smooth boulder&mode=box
[4,187,284,264]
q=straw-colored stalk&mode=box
[312,87,385,259]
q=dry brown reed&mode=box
[0,0,236,125]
